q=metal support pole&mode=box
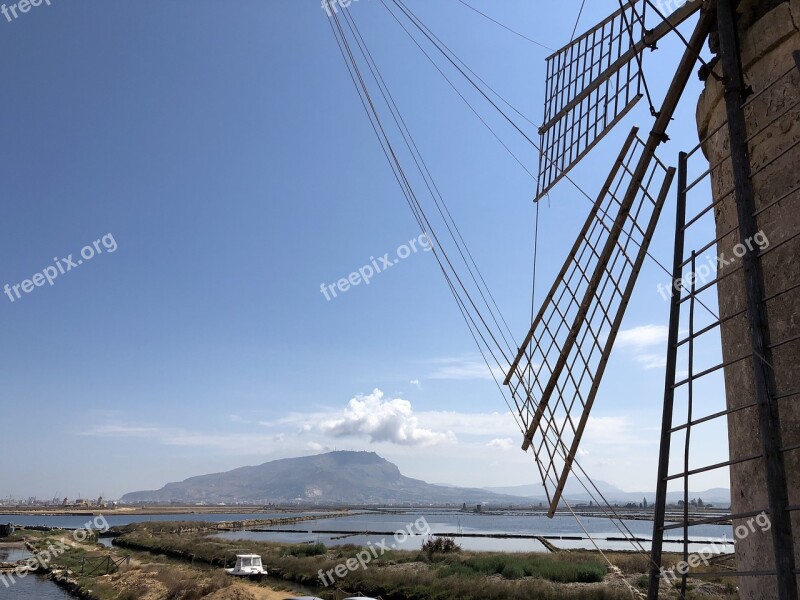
[647,151,689,600]
[680,250,698,600]
[716,1,798,598]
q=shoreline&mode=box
[0,504,732,524]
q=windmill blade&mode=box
[506,127,675,513]
[535,0,702,201]
[508,8,714,516]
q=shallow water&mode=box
[2,510,736,553]
[216,510,735,553]
[0,546,32,563]
[0,575,72,599]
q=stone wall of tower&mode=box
[696,1,799,598]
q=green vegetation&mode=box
[421,536,461,557]
[284,542,327,557]
[434,554,606,583]
[8,524,742,600]
[113,529,631,600]
[24,529,235,600]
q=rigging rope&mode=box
[342,6,519,356]
[327,4,517,384]
[381,0,537,183]
[324,3,683,573]
[452,0,555,52]
[570,0,588,41]
[617,0,658,116]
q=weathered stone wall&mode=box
[696,1,799,597]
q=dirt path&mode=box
[207,582,299,600]
[29,532,306,600]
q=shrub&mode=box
[501,563,526,579]
[422,536,461,557]
[461,554,607,583]
[285,542,327,557]
[436,563,478,579]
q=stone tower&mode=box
[696,0,799,597]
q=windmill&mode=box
[324,0,798,598]
[503,1,800,599]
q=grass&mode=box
[284,542,327,557]
[24,529,235,600]
[113,529,633,600]
[13,524,741,600]
[433,553,607,583]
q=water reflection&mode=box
[215,512,734,553]
[0,546,32,563]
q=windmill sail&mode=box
[535,0,702,201]
[507,127,675,513]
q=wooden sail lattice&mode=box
[536,0,647,201]
[507,127,675,514]
[536,0,703,201]
[507,0,706,517]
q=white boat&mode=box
[225,554,267,578]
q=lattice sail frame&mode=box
[506,127,675,514]
[536,0,647,201]
[535,0,704,202]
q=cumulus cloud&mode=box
[321,389,456,447]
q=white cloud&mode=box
[428,357,504,380]
[584,415,651,446]
[419,410,519,437]
[615,325,668,350]
[321,389,455,447]
[634,353,667,370]
[614,325,669,370]
[272,407,519,440]
[82,394,523,460]
[487,438,513,449]
[410,379,422,390]
[82,424,286,454]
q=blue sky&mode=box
[0,0,728,501]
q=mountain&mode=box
[484,482,731,506]
[121,451,525,505]
[485,479,626,501]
